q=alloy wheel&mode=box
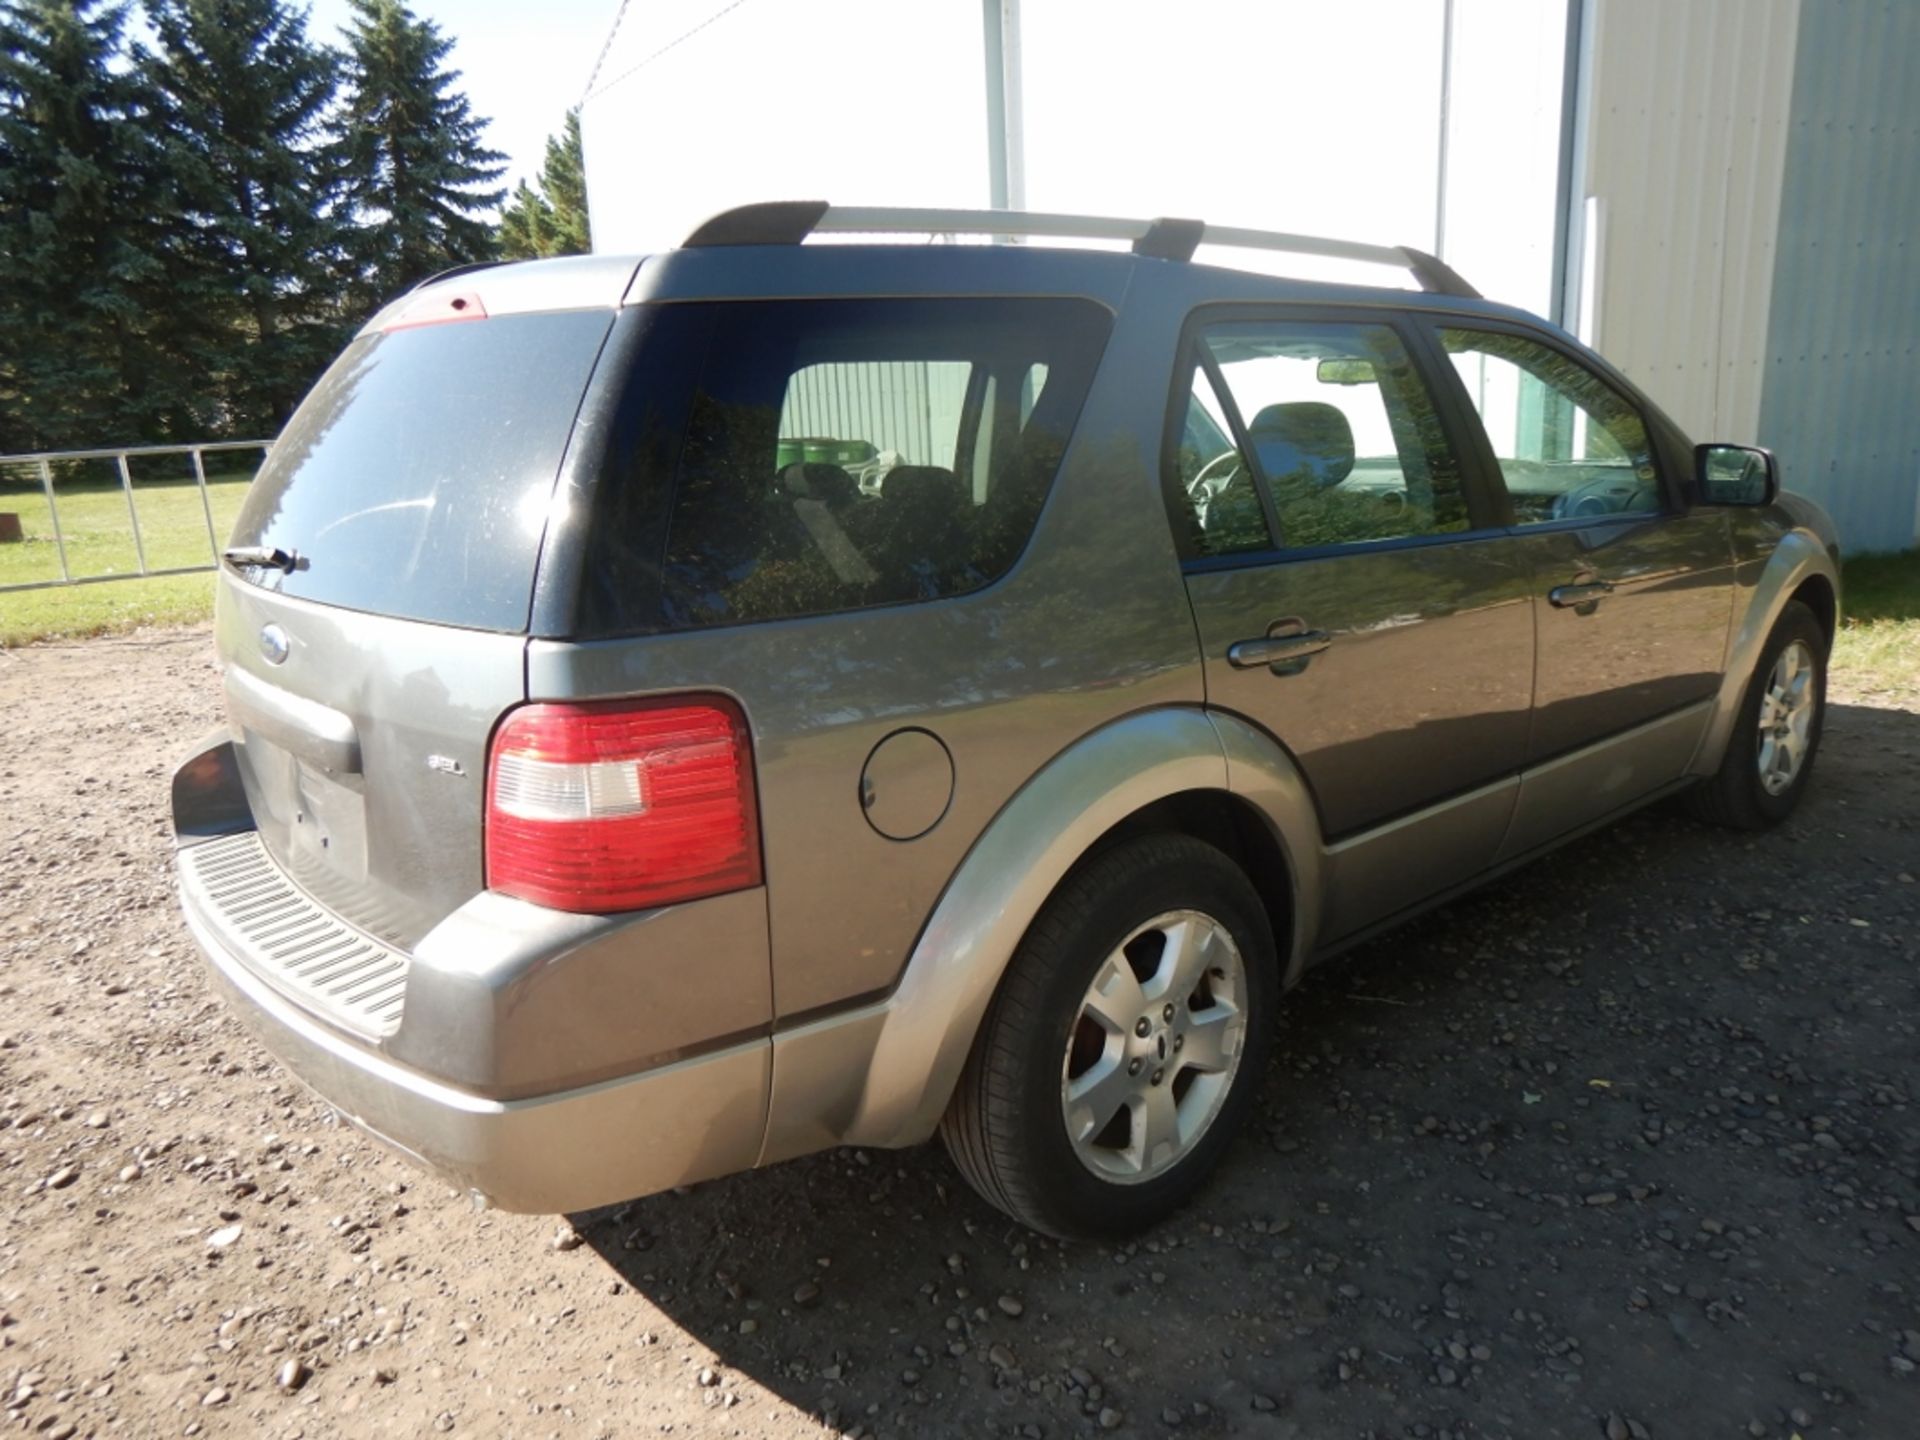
[1756,639,1818,796]
[1059,909,1248,1185]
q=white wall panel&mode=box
[1440,0,1571,319]
[1757,0,1920,551]
[779,362,972,470]
[580,0,990,253]
[1572,0,1800,443]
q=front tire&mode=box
[1687,599,1828,829]
[940,832,1278,1239]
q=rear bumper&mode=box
[169,726,777,1212]
[182,881,770,1212]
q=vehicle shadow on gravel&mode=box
[572,700,1920,1440]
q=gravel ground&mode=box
[1,626,1916,1440]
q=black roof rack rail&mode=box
[680,202,1481,298]
[682,199,830,247]
[1398,247,1481,299]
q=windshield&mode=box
[228,309,613,631]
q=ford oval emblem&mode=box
[259,623,290,666]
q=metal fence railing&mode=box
[0,440,272,594]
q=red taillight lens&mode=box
[485,696,761,914]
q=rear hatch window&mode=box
[571,296,1113,635]
[228,309,613,631]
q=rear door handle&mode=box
[1548,579,1615,608]
[1228,631,1332,670]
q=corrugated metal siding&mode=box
[778,363,972,469]
[1576,0,1801,445]
[1757,0,1920,551]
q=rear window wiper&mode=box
[223,545,305,573]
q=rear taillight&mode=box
[485,697,761,914]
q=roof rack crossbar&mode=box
[681,202,1480,297]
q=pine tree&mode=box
[140,0,353,436]
[496,178,556,261]
[0,0,168,451]
[337,0,506,307]
[498,109,590,261]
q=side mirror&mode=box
[1695,443,1778,506]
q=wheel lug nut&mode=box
[1127,1058,1142,1077]
[1134,1018,1151,1038]
[1173,1034,1184,1052]
[1162,1003,1175,1022]
[1150,1069,1165,1086]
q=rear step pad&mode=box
[179,831,410,1039]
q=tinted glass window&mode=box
[628,298,1111,630]
[1170,362,1271,557]
[228,310,612,630]
[1441,327,1661,523]
[1203,321,1468,550]
[780,360,972,480]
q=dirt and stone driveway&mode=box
[1,627,1916,1440]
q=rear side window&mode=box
[229,310,612,631]
[581,297,1112,633]
[1170,319,1469,557]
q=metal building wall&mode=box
[1571,0,1802,446]
[778,364,972,470]
[1757,0,1920,552]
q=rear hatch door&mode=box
[217,304,615,950]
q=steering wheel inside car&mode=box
[1550,472,1659,520]
[1188,447,1245,496]
[1186,448,1248,528]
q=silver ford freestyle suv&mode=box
[172,203,1841,1239]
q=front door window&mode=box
[1440,328,1663,523]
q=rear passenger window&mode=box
[1171,320,1469,555]
[646,298,1111,629]
[1440,328,1661,523]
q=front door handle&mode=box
[1228,630,1332,670]
[1548,579,1615,608]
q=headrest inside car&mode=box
[779,462,858,508]
[1246,401,1356,488]
[880,465,965,513]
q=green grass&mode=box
[0,459,257,645]
[0,571,229,646]
[1831,548,1920,695]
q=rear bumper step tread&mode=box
[179,832,409,1038]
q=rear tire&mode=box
[940,833,1277,1239]
[1686,599,1827,830]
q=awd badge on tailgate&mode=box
[258,623,290,665]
